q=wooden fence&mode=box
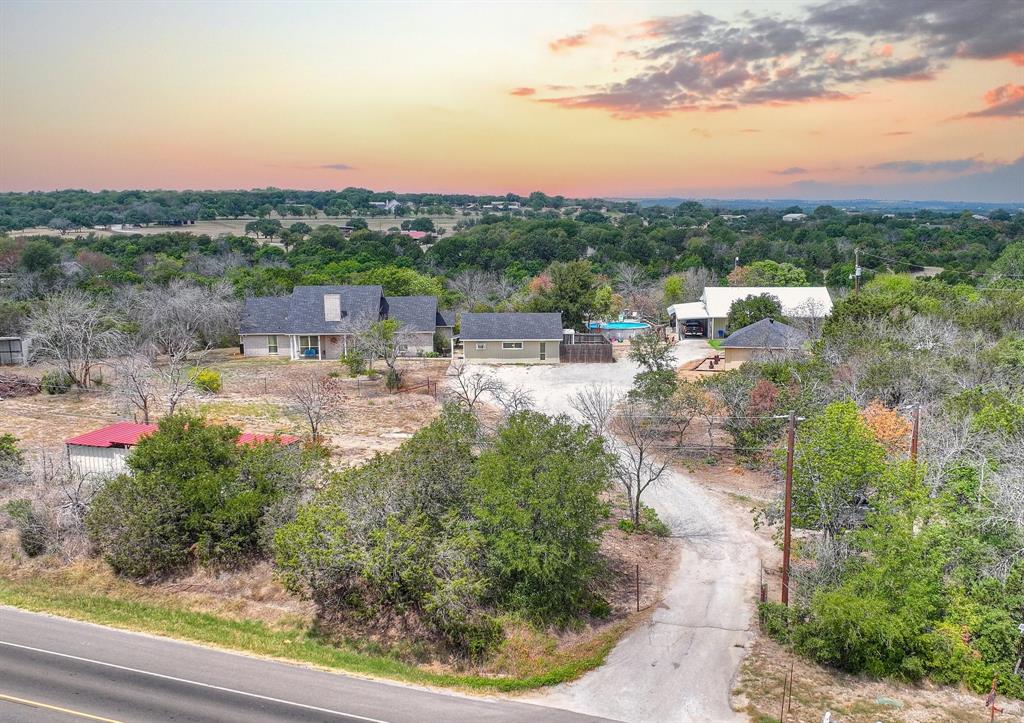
[559,333,614,363]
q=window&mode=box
[267,335,278,354]
[539,341,546,360]
[502,341,523,350]
[298,335,320,358]
[475,343,487,350]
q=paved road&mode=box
[0,607,612,723]
[479,341,766,722]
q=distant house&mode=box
[239,285,452,359]
[667,286,833,338]
[0,336,28,365]
[65,422,299,478]
[782,213,807,222]
[368,200,401,213]
[720,318,808,364]
[460,312,562,364]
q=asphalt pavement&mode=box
[0,606,613,723]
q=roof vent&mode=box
[324,294,341,321]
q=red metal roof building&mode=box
[65,422,300,449]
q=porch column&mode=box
[317,335,322,360]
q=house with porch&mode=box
[239,285,452,359]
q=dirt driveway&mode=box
[471,340,766,722]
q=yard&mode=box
[0,350,448,465]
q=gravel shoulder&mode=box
[474,341,766,722]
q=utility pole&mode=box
[781,410,796,606]
[854,247,862,297]
[910,404,920,462]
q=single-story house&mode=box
[0,336,28,365]
[239,285,453,359]
[668,286,833,339]
[720,318,808,364]
[65,422,300,478]
[460,312,562,364]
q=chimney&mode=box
[324,294,341,321]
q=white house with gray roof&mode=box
[460,312,562,364]
[239,285,452,360]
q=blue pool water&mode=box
[589,321,650,330]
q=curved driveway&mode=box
[479,341,764,722]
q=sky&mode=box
[1,0,1022,202]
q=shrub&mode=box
[86,414,303,577]
[640,506,670,537]
[190,368,222,393]
[4,499,48,557]
[41,369,73,395]
[617,506,669,537]
[341,350,366,377]
[384,367,402,391]
[758,601,794,643]
[433,330,451,355]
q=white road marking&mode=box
[0,640,391,723]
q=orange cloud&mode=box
[955,83,1024,119]
[508,87,536,96]
[549,24,613,52]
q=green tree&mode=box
[86,414,302,576]
[528,260,598,330]
[470,411,613,621]
[726,293,783,331]
[791,401,887,540]
[20,240,59,273]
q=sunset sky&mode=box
[1,0,1022,201]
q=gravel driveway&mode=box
[470,340,762,722]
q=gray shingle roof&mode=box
[721,318,807,349]
[384,296,438,332]
[240,285,385,335]
[460,312,562,340]
[437,309,455,328]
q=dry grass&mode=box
[735,636,1021,723]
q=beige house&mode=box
[720,318,808,364]
[460,312,562,364]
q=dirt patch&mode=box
[735,635,1021,723]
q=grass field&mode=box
[12,213,477,239]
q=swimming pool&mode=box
[589,321,650,330]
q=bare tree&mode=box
[129,279,240,358]
[680,267,714,303]
[569,384,619,437]
[110,348,159,423]
[26,290,119,387]
[284,371,343,445]
[493,384,534,417]
[448,270,499,309]
[357,319,410,388]
[612,402,673,525]
[444,365,507,412]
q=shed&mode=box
[65,422,300,478]
[0,337,28,365]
